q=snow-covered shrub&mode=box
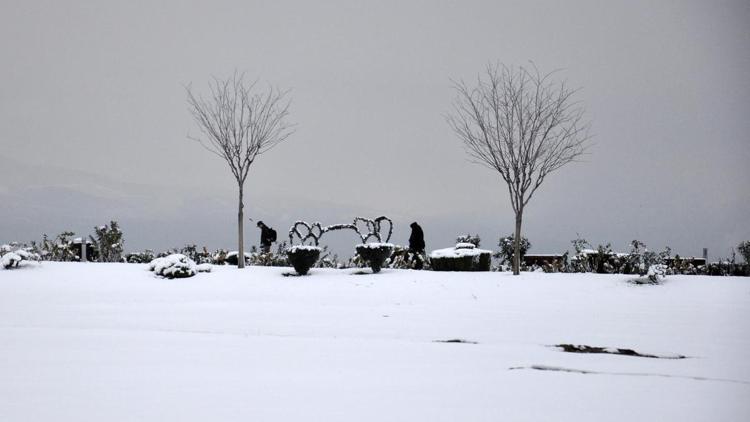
[569,237,592,272]
[39,231,79,261]
[387,245,429,270]
[430,243,491,271]
[456,234,481,248]
[495,234,531,266]
[591,243,613,273]
[1,252,24,269]
[148,254,197,279]
[286,245,321,275]
[669,255,698,275]
[355,243,394,273]
[314,245,343,268]
[126,250,156,264]
[1,246,41,270]
[178,244,213,264]
[630,264,668,285]
[738,241,750,264]
[89,221,123,262]
[623,240,669,277]
[249,242,291,267]
[648,264,667,282]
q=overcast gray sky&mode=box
[1,0,748,259]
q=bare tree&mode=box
[187,73,293,268]
[447,63,590,275]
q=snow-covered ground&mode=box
[1,263,748,421]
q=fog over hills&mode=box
[1,1,749,260]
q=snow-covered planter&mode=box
[286,216,395,275]
[430,243,492,272]
[148,254,197,279]
[286,221,326,275]
[388,245,429,270]
[286,245,321,275]
[355,243,394,273]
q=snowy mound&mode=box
[148,254,197,279]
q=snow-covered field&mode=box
[1,263,748,421]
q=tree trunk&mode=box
[237,185,245,269]
[513,211,523,275]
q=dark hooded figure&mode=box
[408,222,425,253]
[256,221,277,253]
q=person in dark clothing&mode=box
[408,222,426,270]
[256,221,277,253]
[409,222,425,253]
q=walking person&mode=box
[256,221,277,253]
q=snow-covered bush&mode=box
[495,234,531,267]
[248,242,291,267]
[355,243,394,273]
[1,246,40,270]
[456,234,481,248]
[623,240,670,277]
[89,221,123,262]
[669,255,698,275]
[430,243,491,272]
[178,244,213,264]
[38,231,79,261]
[286,245,321,275]
[569,237,592,272]
[314,245,342,268]
[630,264,668,285]
[648,264,668,282]
[148,254,197,279]
[738,241,750,264]
[126,250,156,264]
[388,245,429,270]
[1,252,24,269]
